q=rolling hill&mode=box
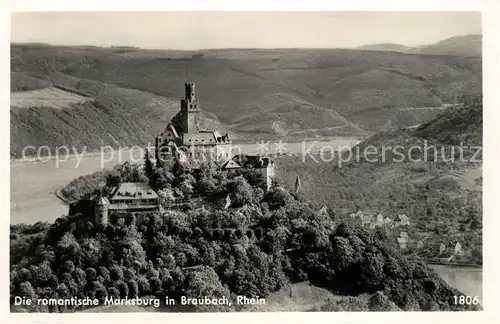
[10,40,482,157]
[356,34,482,57]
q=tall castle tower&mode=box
[181,81,201,133]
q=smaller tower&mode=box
[294,174,301,194]
[155,135,163,161]
[94,197,110,226]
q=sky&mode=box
[11,11,482,50]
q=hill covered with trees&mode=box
[10,150,479,312]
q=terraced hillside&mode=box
[11,86,94,109]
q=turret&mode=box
[155,135,163,160]
[185,81,196,101]
[94,196,110,226]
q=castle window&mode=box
[190,104,193,108]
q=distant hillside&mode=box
[356,43,412,53]
[10,76,228,157]
[10,42,481,156]
[356,35,482,57]
[417,35,482,57]
[231,92,367,139]
[276,99,483,264]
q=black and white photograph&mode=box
[7,10,489,314]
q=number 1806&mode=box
[453,295,480,305]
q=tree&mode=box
[107,287,120,299]
[114,280,129,298]
[149,277,162,294]
[55,283,70,299]
[109,265,124,281]
[98,267,111,285]
[85,268,97,282]
[136,275,150,295]
[128,280,139,298]
[144,151,155,187]
[183,266,231,312]
[229,177,254,207]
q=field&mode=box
[11,87,94,109]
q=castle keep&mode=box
[154,81,276,189]
[155,81,233,164]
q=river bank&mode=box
[54,188,72,205]
[10,136,362,164]
[407,257,481,269]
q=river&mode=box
[429,264,483,304]
[10,139,358,225]
[9,137,482,301]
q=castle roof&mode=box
[222,159,241,169]
[181,131,231,146]
[164,124,179,138]
[109,182,158,201]
[96,196,110,206]
[233,155,274,168]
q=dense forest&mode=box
[11,150,479,312]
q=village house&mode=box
[397,232,409,250]
[225,155,276,190]
[416,240,424,250]
[384,216,394,226]
[431,241,464,258]
[318,206,328,216]
[349,210,386,229]
[431,242,448,256]
[395,214,410,227]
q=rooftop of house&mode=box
[398,214,409,221]
[222,159,241,170]
[233,155,275,168]
[181,131,231,146]
[109,182,158,201]
[397,237,408,244]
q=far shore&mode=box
[10,136,362,164]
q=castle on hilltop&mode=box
[154,81,276,190]
[155,81,233,164]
